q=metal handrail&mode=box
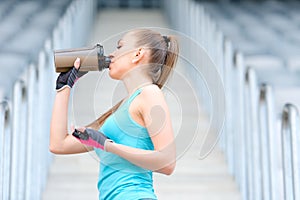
[281,103,300,200]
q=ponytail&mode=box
[156,35,179,89]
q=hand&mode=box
[56,58,88,92]
[72,127,113,151]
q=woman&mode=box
[50,29,179,200]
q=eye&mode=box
[117,45,122,49]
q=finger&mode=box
[76,126,86,133]
[74,57,81,69]
[70,124,75,132]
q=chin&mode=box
[108,71,121,80]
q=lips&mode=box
[108,62,113,70]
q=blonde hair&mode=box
[87,29,179,130]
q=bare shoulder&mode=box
[138,84,168,107]
[140,84,164,100]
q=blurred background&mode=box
[1,0,300,200]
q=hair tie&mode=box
[163,35,170,48]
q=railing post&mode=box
[258,84,284,200]
[195,4,203,47]
[234,52,246,200]
[0,101,11,200]
[281,103,300,200]
[244,67,254,200]
[35,50,46,199]
[25,64,38,200]
[223,39,234,175]
[258,84,272,200]
[244,67,262,200]
[44,38,55,175]
[11,80,27,200]
[189,0,196,41]
[215,30,225,151]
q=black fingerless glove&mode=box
[72,128,113,151]
[56,67,87,92]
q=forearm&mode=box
[106,141,176,174]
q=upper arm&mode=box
[139,86,176,173]
[140,86,175,152]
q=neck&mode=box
[122,67,153,95]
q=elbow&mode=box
[49,129,66,154]
[164,162,176,175]
[156,148,176,175]
[158,161,176,175]
[49,145,58,154]
[49,137,59,154]
[162,168,174,176]
[49,143,63,154]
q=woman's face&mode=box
[108,33,139,80]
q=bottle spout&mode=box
[105,56,111,67]
[100,56,111,70]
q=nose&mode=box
[109,51,116,61]
[108,54,114,62]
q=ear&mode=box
[132,48,145,64]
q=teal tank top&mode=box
[94,88,158,200]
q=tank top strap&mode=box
[128,88,142,104]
